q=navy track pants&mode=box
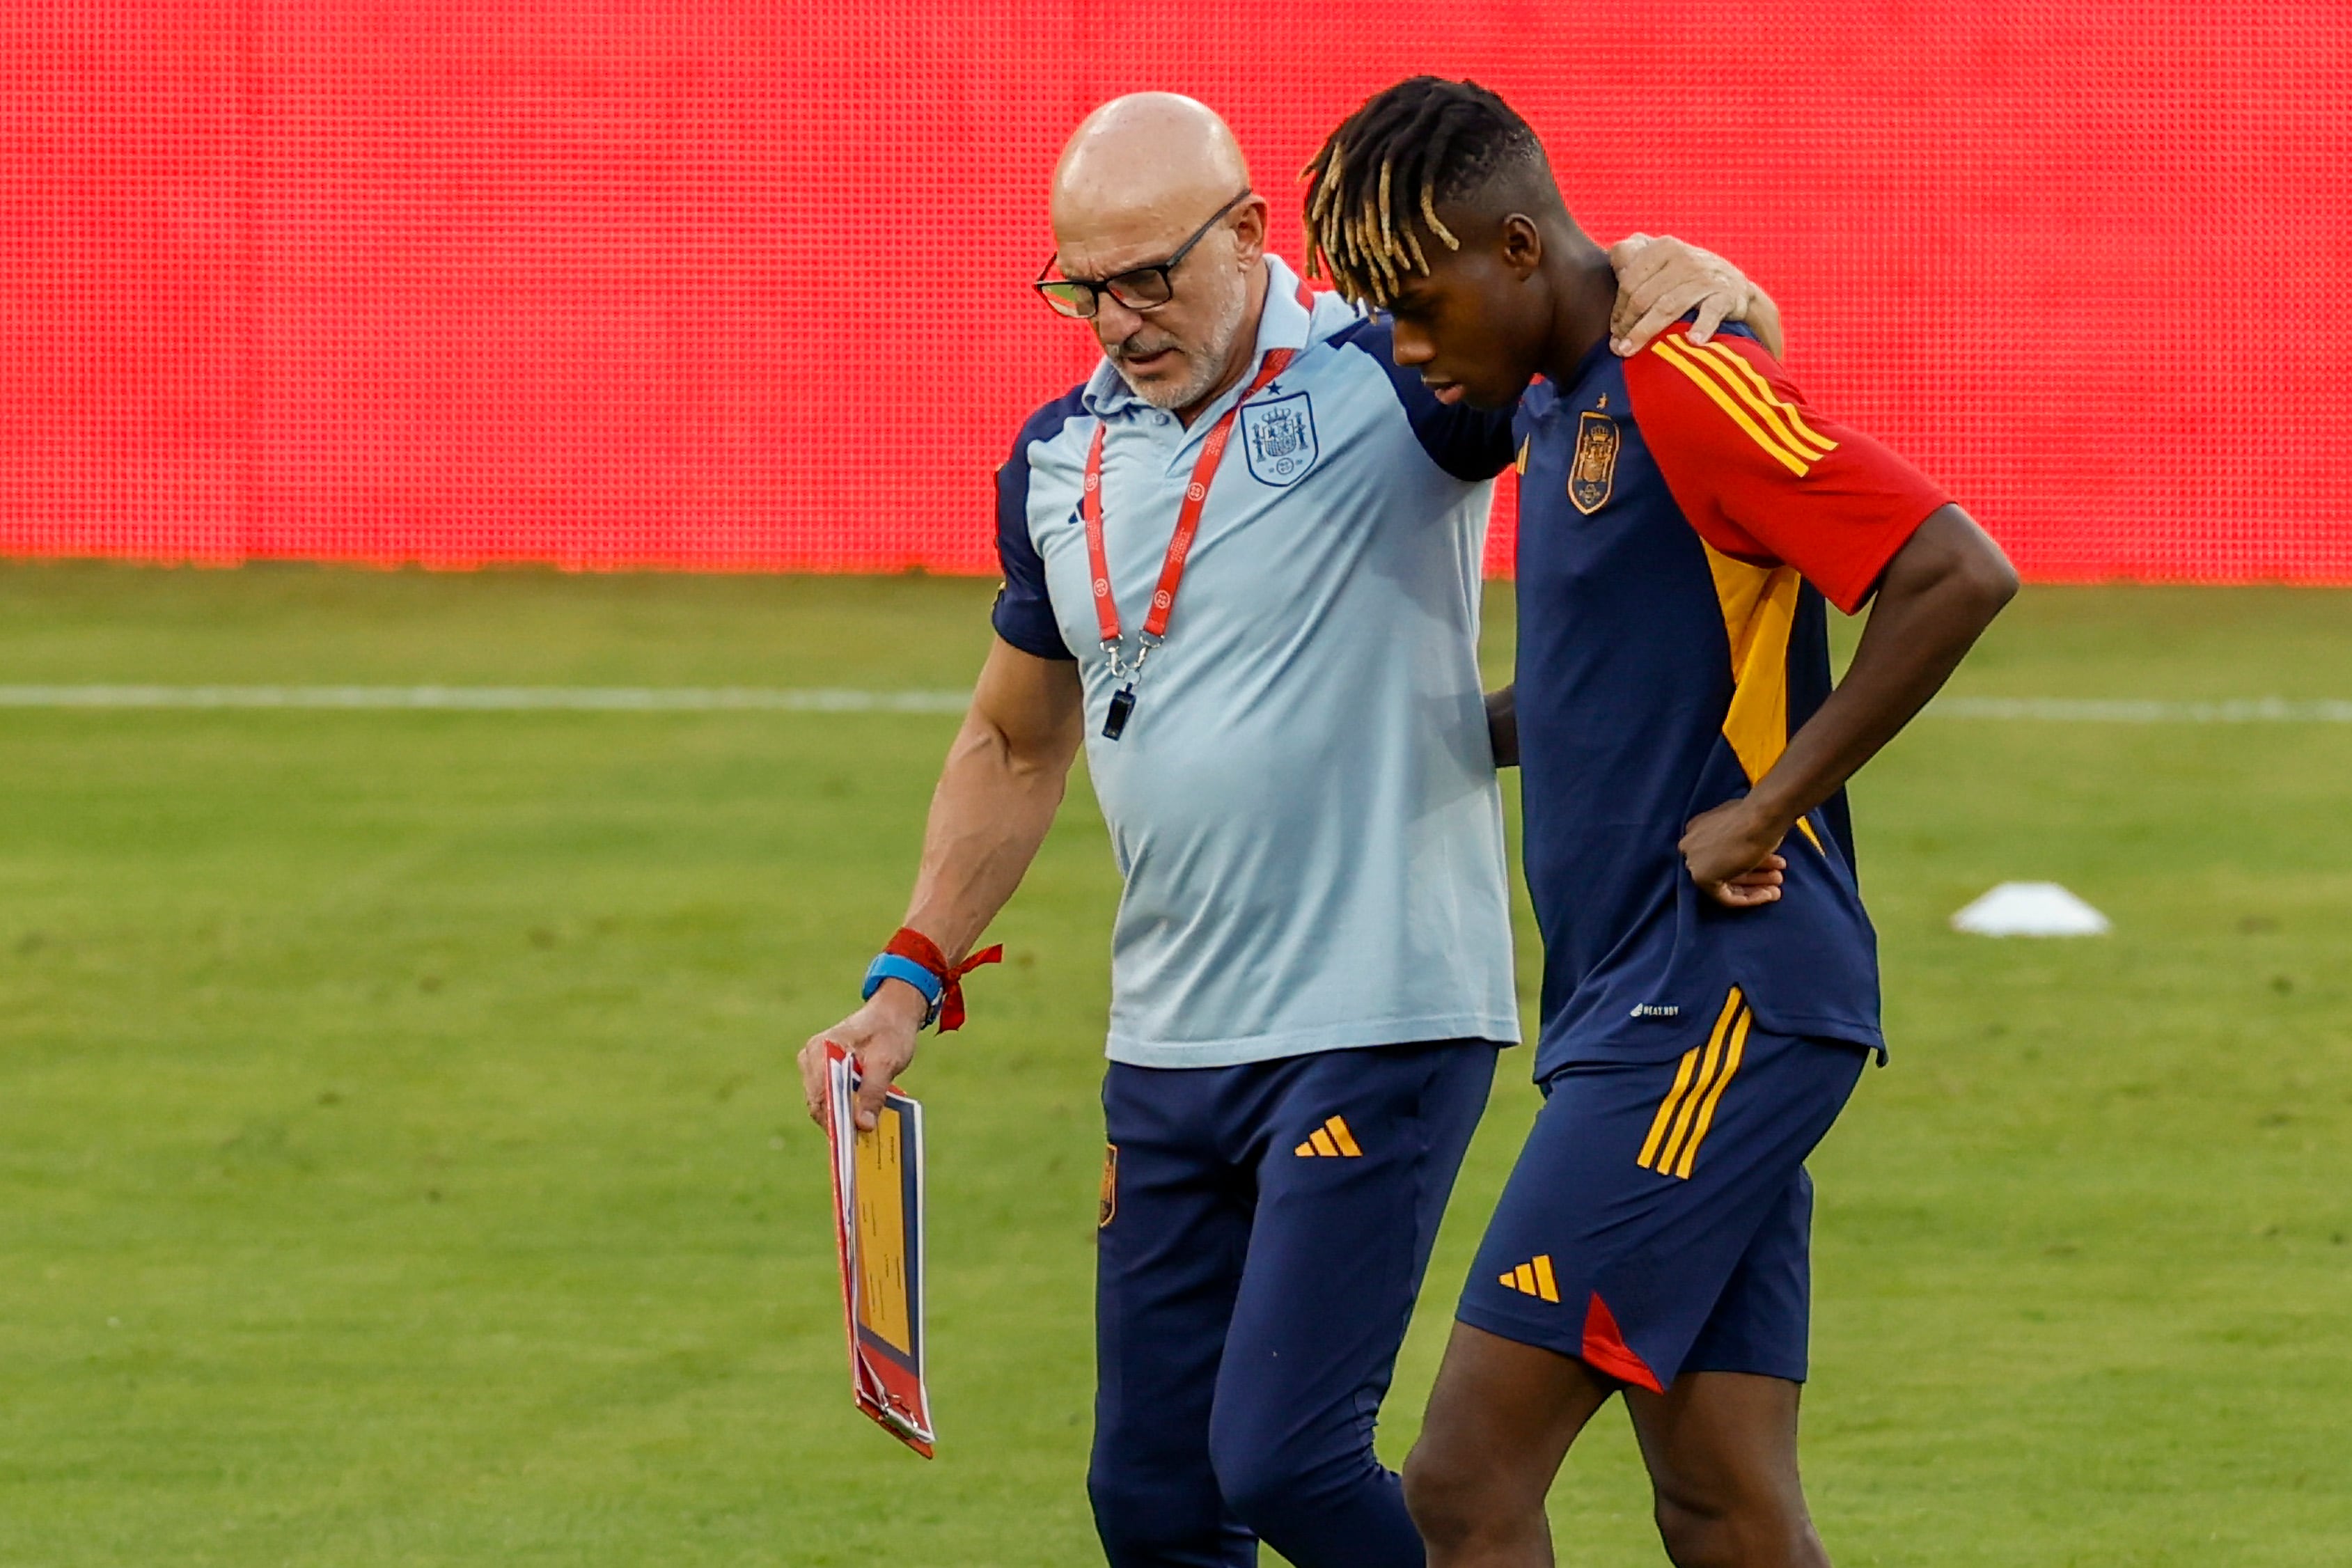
[1090,1038,1497,1568]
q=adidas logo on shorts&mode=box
[1497,1254,1562,1303]
[1294,1115,1363,1158]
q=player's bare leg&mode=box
[1624,1371,1830,1568]
[1402,1323,1613,1567]
[1406,1327,1832,1568]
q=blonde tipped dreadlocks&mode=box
[1301,77,1543,308]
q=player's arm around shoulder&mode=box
[797,638,1084,1130]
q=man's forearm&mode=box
[899,712,1070,961]
[799,643,1077,1128]
[1747,506,2015,832]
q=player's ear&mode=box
[1498,213,1544,280]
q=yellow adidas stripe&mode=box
[1655,998,1738,1173]
[1688,350,1833,469]
[1637,1045,1703,1169]
[1310,1128,1340,1157]
[1684,340,1835,462]
[1659,336,1829,471]
[1531,1254,1560,1303]
[1324,1116,1361,1157]
[1640,989,1744,1173]
[1692,340,1838,458]
[1669,1005,1753,1178]
[1652,338,1814,478]
[1673,338,1831,465]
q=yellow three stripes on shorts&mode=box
[1638,988,1755,1180]
[1650,336,1840,478]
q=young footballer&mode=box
[1301,80,2018,1567]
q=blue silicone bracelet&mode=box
[863,952,944,1018]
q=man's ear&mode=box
[1498,214,1544,280]
[1230,196,1270,269]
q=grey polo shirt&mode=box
[992,255,1521,1069]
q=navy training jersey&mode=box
[1513,322,1948,1077]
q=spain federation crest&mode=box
[1569,410,1618,515]
[1240,392,1318,487]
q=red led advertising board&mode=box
[5,3,2346,581]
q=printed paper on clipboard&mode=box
[823,1042,936,1457]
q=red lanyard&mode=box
[1080,282,1315,654]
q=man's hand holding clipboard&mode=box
[820,1041,937,1457]
[803,930,1004,1455]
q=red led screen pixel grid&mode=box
[3,3,2346,581]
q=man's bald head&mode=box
[1046,93,1271,418]
[1051,93,1251,243]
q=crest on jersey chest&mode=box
[1239,392,1318,487]
[1569,410,1619,515]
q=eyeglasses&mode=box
[1033,190,1253,319]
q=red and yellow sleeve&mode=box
[1621,325,1948,613]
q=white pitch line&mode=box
[1931,696,2352,723]
[0,687,2343,723]
[0,685,973,713]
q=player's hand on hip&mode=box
[799,982,927,1132]
[1607,234,1757,355]
[1680,797,1789,909]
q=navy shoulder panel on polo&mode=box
[1331,315,1518,483]
[990,383,1089,661]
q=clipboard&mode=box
[822,1042,936,1457]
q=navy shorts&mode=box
[1459,991,1867,1392]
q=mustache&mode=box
[1109,331,1182,363]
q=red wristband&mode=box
[884,927,1003,1033]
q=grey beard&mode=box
[1112,289,1249,411]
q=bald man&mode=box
[801,95,1784,1568]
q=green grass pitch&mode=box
[0,563,2346,1565]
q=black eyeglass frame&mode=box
[1033,189,1254,319]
